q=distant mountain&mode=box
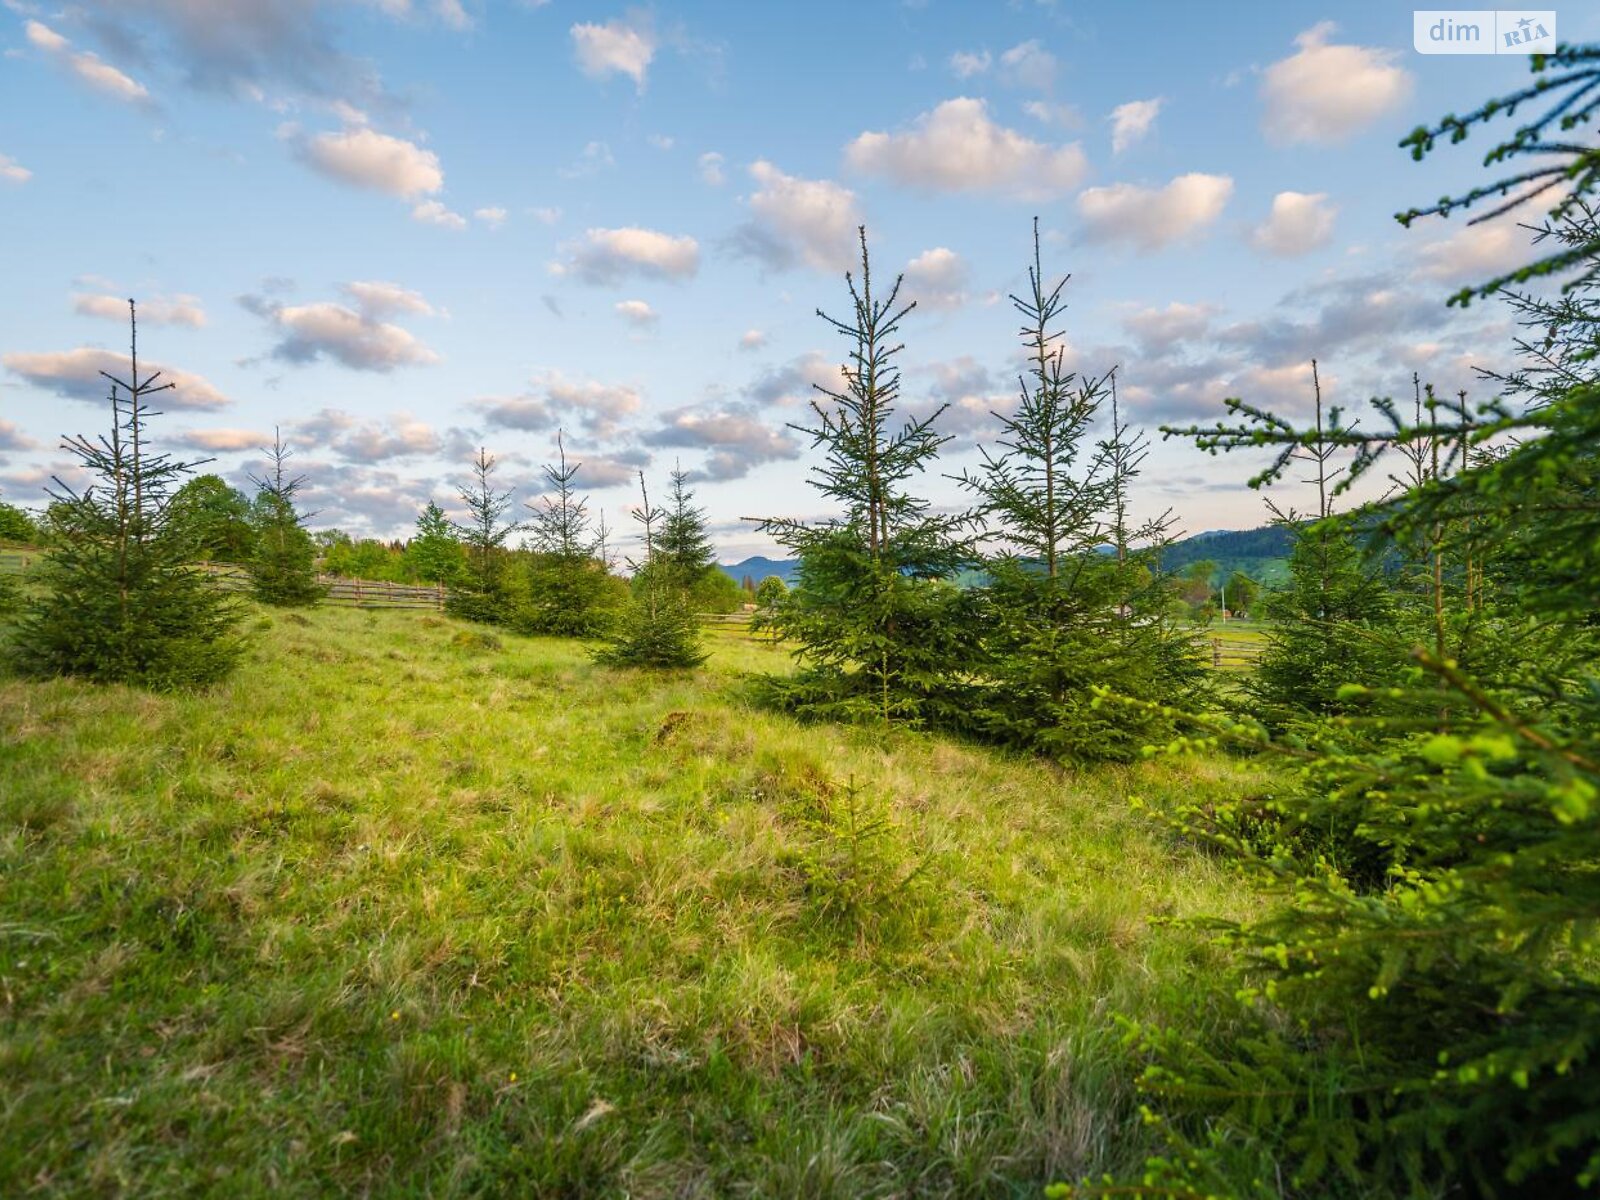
[718,556,800,585]
[719,525,1293,589]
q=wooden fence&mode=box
[1210,636,1266,670]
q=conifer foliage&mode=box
[518,433,623,637]
[754,227,973,726]
[593,472,707,669]
[11,301,242,689]
[447,447,520,625]
[247,428,324,607]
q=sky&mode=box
[1,0,1593,560]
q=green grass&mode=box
[0,605,1266,1197]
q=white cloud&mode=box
[297,126,444,197]
[902,247,969,310]
[179,427,270,452]
[74,293,207,327]
[846,98,1087,200]
[474,206,507,229]
[1251,191,1337,256]
[1121,301,1216,350]
[645,403,801,481]
[0,419,41,452]
[1022,100,1082,129]
[734,160,862,273]
[648,133,674,150]
[551,227,701,285]
[698,151,726,186]
[340,281,434,318]
[559,140,615,179]
[615,299,659,327]
[243,293,440,372]
[570,14,656,90]
[739,329,767,351]
[998,39,1056,91]
[411,199,467,229]
[1413,220,1531,284]
[529,206,562,225]
[3,347,230,409]
[949,49,991,78]
[0,153,32,184]
[26,19,152,107]
[477,370,643,439]
[1261,22,1413,145]
[1110,97,1162,153]
[1077,173,1234,251]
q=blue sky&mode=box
[2,0,1592,558]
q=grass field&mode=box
[0,604,1266,1197]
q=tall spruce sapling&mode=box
[751,226,973,726]
[447,447,520,625]
[592,471,706,669]
[953,222,1204,759]
[11,300,243,688]
[519,432,623,637]
[1085,62,1600,1199]
[247,428,324,607]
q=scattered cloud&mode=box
[1077,173,1233,250]
[615,299,659,327]
[241,289,440,371]
[1251,190,1337,256]
[559,140,615,179]
[1022,100,1082,129]
[1122,301,1216,352]
[411,199,467,229]
[997,39,1056,91]
[645,402,801,481]
[74,292,206,327]
[1261,22,1412,145]
[745,351,838,407]
[3,347,230,409]
[698,151,726,186]
[26,19,152,107]
[731,160,862,273]
[949,49,991,78]
[0,419,41,452]
[178,427,270,452]
[1412,219,1532,285]
[476,370,643,439]
[0,153,30,184]
[739,329,767,351]
[340,280,434,318]
[295,125,443,197]
[551,226,701,285]
[529,206,562,225]
[474,205,507,229]
[648,133,674,150]
[902,247,969,310]
[1110,97,1162,153]
[570,13,656,90]
[846,98,1087,199]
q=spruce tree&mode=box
[247,428,324,607]
[11,300,242,689]
[954,222,1204,759]
[752,226,972,726]
[518,432,622,637]
[1097,63,1600,1197]
[446,447,520,625]
[593,472,706,668]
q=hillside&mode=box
[0,605,1262,1195]
[719,525,1292,589]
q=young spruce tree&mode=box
[446,447,520,625]
[12,301,242,688]
[593,471,706,669]
[752,227,973,726]
[518,432,624,637]
[247,428,324,606]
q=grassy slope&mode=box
[0,606,1264,1197]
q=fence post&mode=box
[1212,637,1221,668]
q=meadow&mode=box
[0,602,1266,1197]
